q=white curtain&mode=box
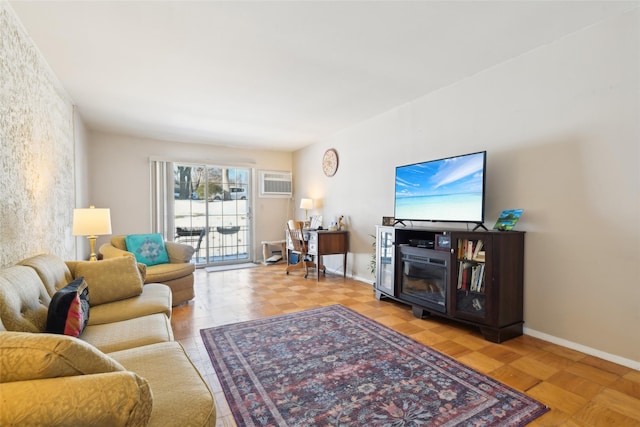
[150,159,175,241]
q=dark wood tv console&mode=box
[375,226,525,343]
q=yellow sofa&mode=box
[100,236,196,306]
[0,254,215,426]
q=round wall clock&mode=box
[322,148,339,177]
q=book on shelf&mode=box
[472,240,484,260]
[476,264,485,292]
[460,262,485,293]
[458,261,474,290]
[470,266,477,291]
[471,264,485,292]
[457,239,485,261]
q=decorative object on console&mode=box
[434,233,452,251]
[382,216,395,226]
[322,148,339,177]
[338,215,346,231]
[72,206,112,261]
[493,209,524,231]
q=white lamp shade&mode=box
[72,207,112,236]
[300,198,313,210]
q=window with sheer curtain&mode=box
[150,159,175,240]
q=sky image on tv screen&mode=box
[395,152,485,222]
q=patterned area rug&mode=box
[201,305,548,426]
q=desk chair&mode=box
[285,220,316,278]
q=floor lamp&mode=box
[72,206,112,261]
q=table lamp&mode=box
[72,206,112,261]
[300,198,313,222]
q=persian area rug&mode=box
[201,305,548,427]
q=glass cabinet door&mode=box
[375,226,395,299]
[453,235,490,321]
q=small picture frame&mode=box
[493,209,524,231]
[382,216,395,226]
[434,234,452,251]
[310,215,323,230]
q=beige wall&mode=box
[87,132,293,261]
[293,8,639,367]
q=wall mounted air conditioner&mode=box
[259,170,292,198]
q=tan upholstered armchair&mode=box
[100,236,196,306]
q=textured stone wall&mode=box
[0,2,75,267]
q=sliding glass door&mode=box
[172,163,251,266]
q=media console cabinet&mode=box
[375,226,525,343]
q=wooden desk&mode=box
[287,230,349,281]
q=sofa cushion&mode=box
[0,331,124,383]
[82,313,174,353]
[18,254,74,297]
[68,258,147,283]
[74,257,144,306]
[0,266,50,332]
[88,283,172,326]
[46,277,90,337]
[110,341,216,426]
[125,233,170,266]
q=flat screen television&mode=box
[394,151,486,226]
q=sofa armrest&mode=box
[0,372,152,427]
[165,241,195,263]
[99,243,133,259]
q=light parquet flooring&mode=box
[171,265,640,427]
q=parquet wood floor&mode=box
[171,265,640,426]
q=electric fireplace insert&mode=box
[398,244,450,314]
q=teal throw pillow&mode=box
[125,233,170,266]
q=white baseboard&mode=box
[350,274,374,285]
[524,327,639,371]
[322,267,373,286]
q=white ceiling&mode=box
[9,1,634,151]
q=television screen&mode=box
[394,151,486,224]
